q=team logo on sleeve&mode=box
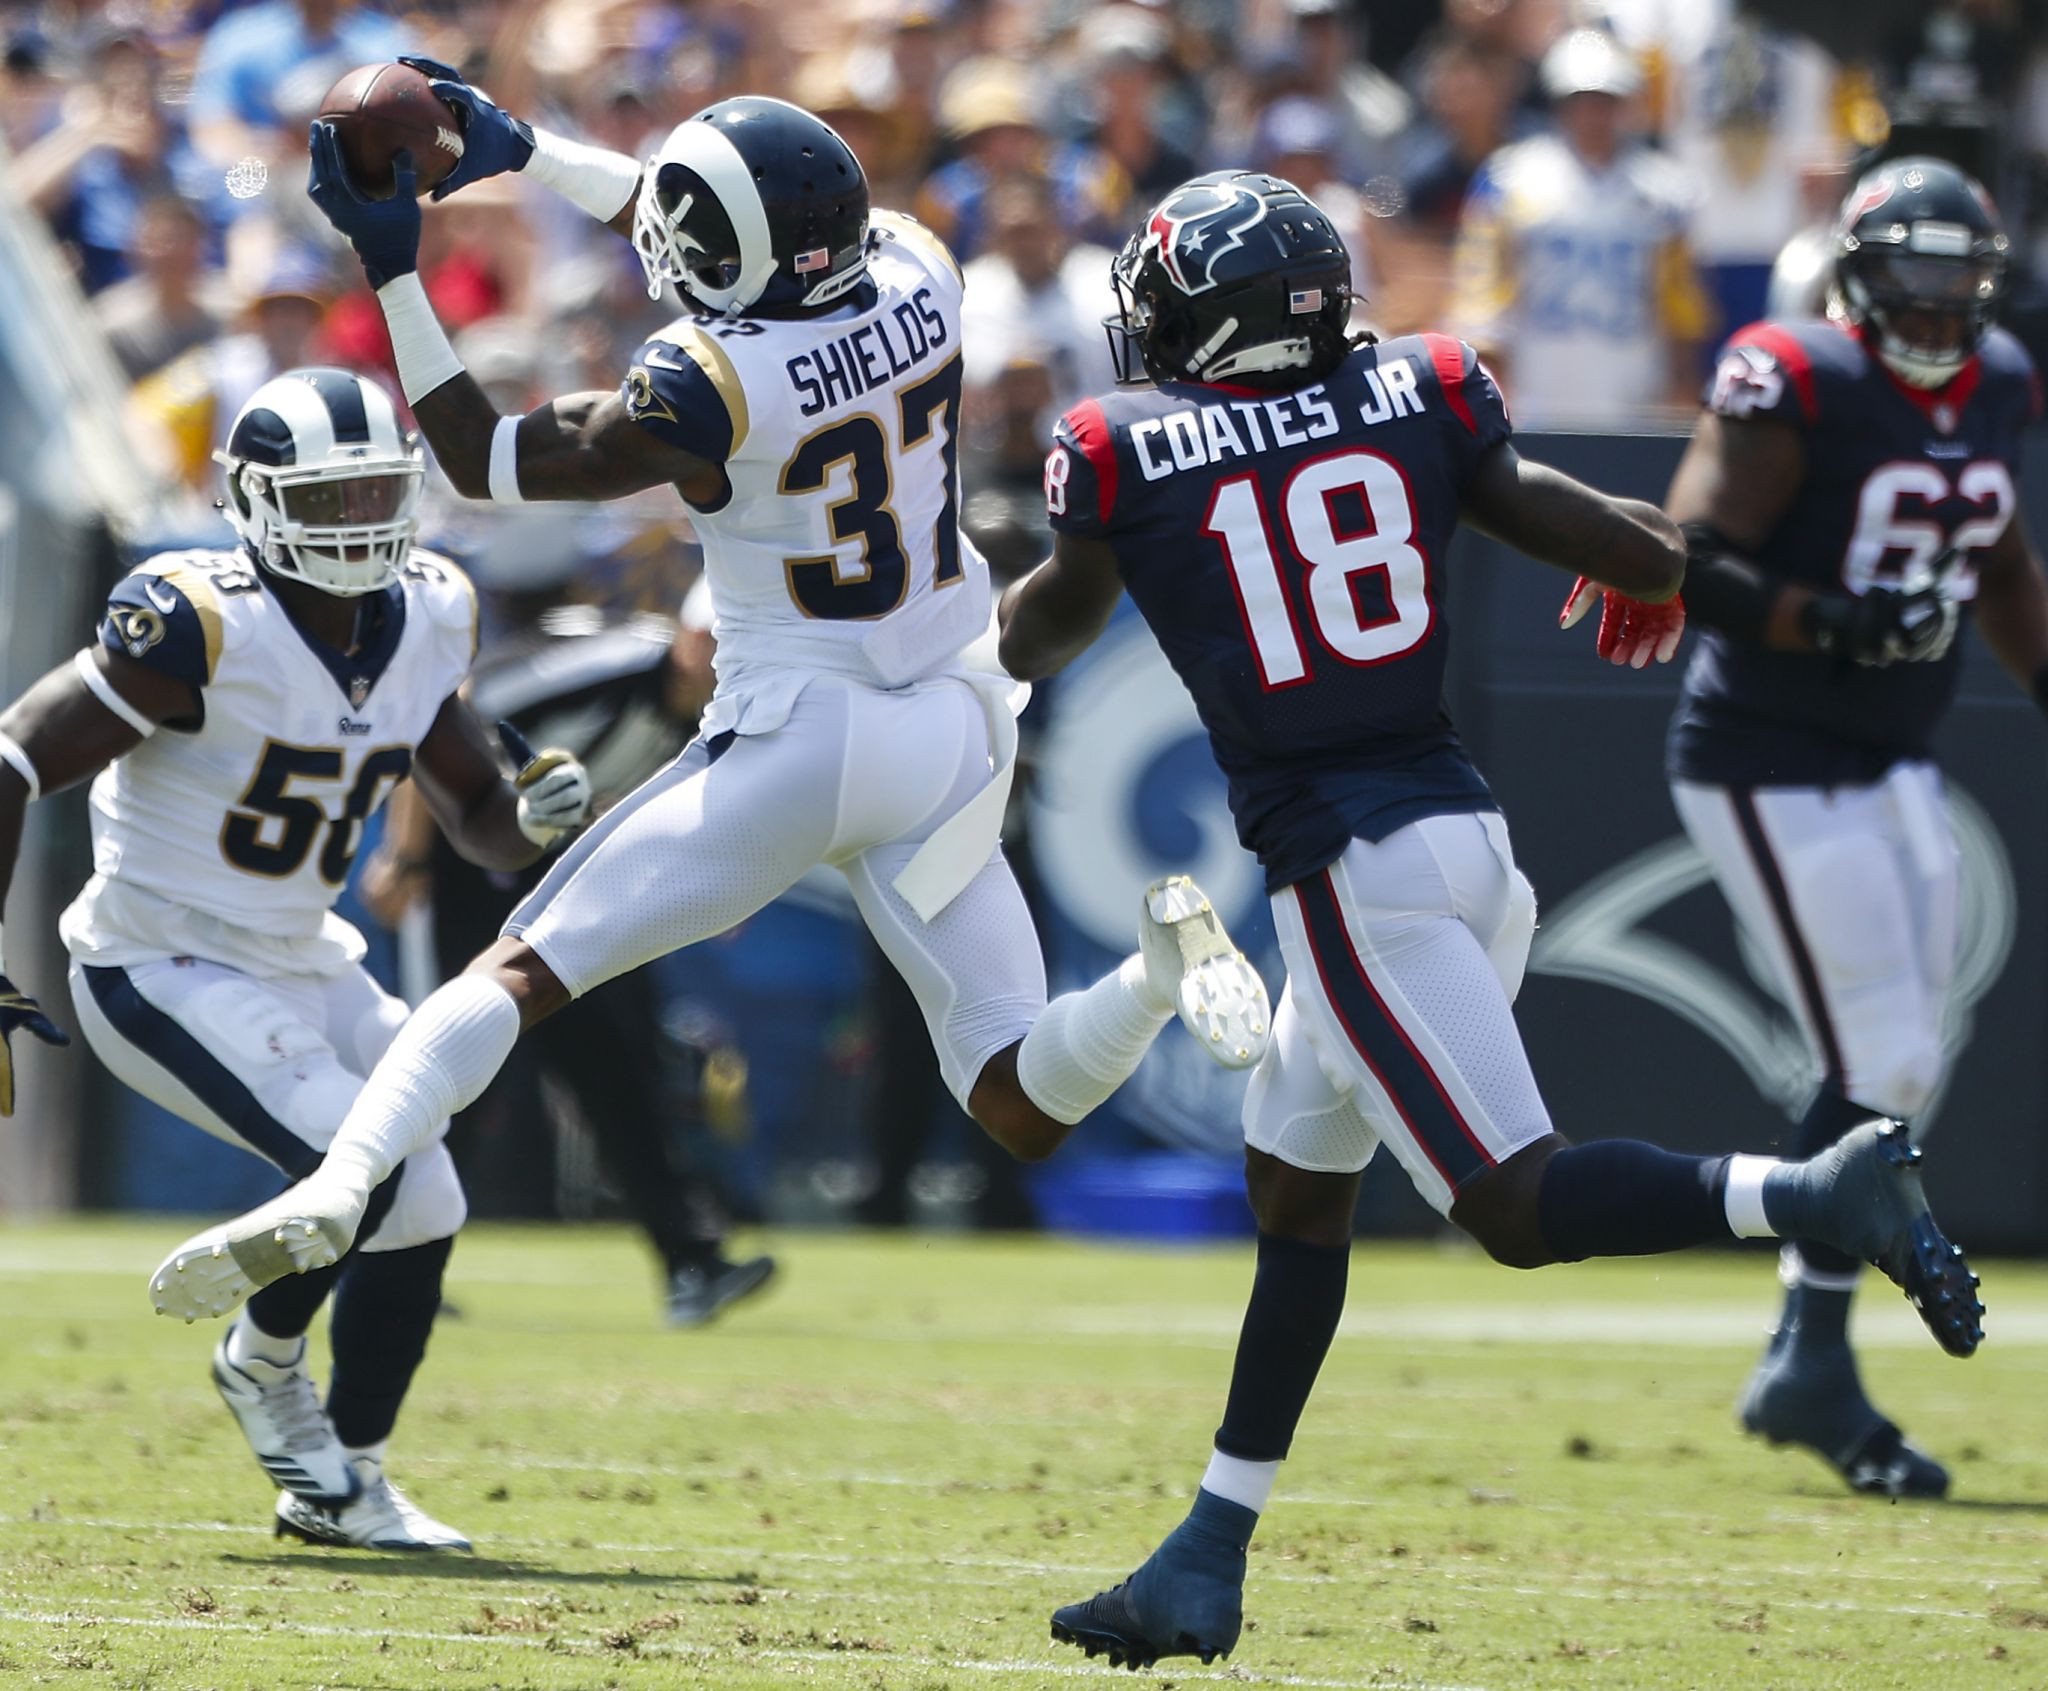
[623,366,678,426]
[1145,178,1270,296]
[109,606,165,659]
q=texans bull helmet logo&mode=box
[1144,176,1275,297]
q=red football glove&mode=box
[1559,578,1686,669]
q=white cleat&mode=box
[149,1174,368,1322]
[274,1454,472,1553]
[211,1325,360,1503]
[1139,875,1272,1070]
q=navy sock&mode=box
[1788,1091,1880,1278]
[1213,1232,1349,1464]
[1537,1140,1732,1262]
[326,1236,453,1450]
[1175,1488,1258,1555]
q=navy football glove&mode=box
[0,976,69,1118]
[306,120,421,287]
[397,55,535,201]
[1801,586,1958,668]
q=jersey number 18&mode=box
[1202,448,1435,689]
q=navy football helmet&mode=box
[1835,155,2008,389]
[213,369,422,596]
[1108,171,1353,387]
[633,96,872,316]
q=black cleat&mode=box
[664,1254,776,1328]
[1050,1492,1250,1669]
[1799,1123,1984,1358]
[1740,1332,1950,1499]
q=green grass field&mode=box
[3,1222,2046,1691]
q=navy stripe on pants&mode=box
[1292,870,1497,1196]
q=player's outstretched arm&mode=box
[408,695,592,872]
[398,56,641,236]
[997,534,1126,682]
[0,650,196,1112]
[1969,513,2048,705]
[1462,442,1686,602]
[1663,410,1819,649]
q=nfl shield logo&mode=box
[794,247,831,274]
[349,676,370,708]
[1933,402,1957,434]
[1288,288,1323,314]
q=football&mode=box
[317,62,463,199]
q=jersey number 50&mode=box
[1203,449,1434,689]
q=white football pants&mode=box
[1243,811,1553,1216]
[69,953,466,1251]
[506,673,1046,1107]
[1671,761,1959,1120]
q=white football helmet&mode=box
[213,369,423,596]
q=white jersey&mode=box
[60,547,478,978]
[619,210,991,738]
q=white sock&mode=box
[344,1440,388,1470]
[1201,1448,1280,1515]
[228,1317,304,1369]
[323,976,521,1197]
[1015,955,1174,1125]
[1723,1153,1778,1239]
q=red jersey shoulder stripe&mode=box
[1419,332,1478,436]
[1065,398,1119,526]
[1727,322,1819,424]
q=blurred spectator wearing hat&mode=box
[15,28,231,295]
[187,0,410,175]
[915,55,1126,260]
[127,247,336,496]
[93,192,234,382]
[1070,7,1198,214]
[840,0,957,199]
[1281,0,1413,183]
[1451,28,1712,427]
[960,174,1118,415]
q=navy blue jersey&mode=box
[1047,334,1508,892]
[1670,319,2042,786]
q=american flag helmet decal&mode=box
[1288,287,1324,314]
[794,246,832,273]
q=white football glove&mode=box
[513,747,593,846]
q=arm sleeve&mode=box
[97,572,218,690]
[619,328,748,463]
[1703,324,1820,427]
[1045,401,1116,539]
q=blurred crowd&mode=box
[3,0,2046,581]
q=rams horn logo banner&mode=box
[1145,179,1271,297]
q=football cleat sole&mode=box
[150,1191,357,1323]
[1858,1126,1984,1360]
[1143,875,1270,1070]
[1050,1614,1227,1671]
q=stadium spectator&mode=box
[1283,0,1413,182]
[186,0,410,171]
[1397,34,1529,240]
[15,29,227,294]
[841,0,955,197]
[93,193,231,382]
[959,176,1117,412]
[1071,7,1198,216]
[127,248,335,493]
[1450,28,1711,426]
[1662,13,1845,345]
[915,56,1125,260]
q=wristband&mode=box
[524,128,641,224]
[376,273,466,406]
[74,650,156,736]
[0,731,39,802]
[2032,662,2048,717]
[488,413,525,504]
